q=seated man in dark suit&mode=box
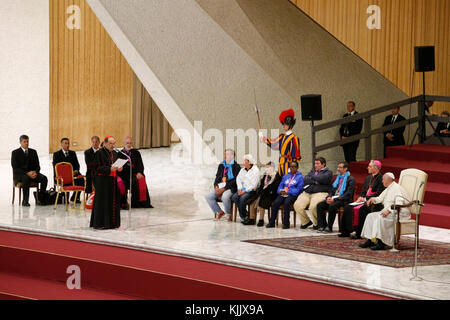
[435,111,450,137]
[11,135,48,207]
[84,136,101,195]
[53,138,83,203]
[382,107,406,157]
[316,161,355,233]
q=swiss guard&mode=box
[260,109,301,177]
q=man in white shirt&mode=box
[359,173,411,250]
[232,154,261,224]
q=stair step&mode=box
[351,159,450,184]
[352,174,450,206]
[0,272,138,300]
[387,144,450,164]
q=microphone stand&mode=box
[392,181,425,281]
[116,149,132,225]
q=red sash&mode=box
[138,177,148,202]
[352,188,376,227]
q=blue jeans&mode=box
[232,191,255,221]
[205,189,233,215]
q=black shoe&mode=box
[22,201,30,207]
[257,220,264,227]
[351,233,362,240]
[338,233,350,238]
[359,240,375,249]
[266,223,275,228]
[312,225,319,230]
[242,219,255,226]
[300,221,313,229]
[282,224,290,230]
[323,227,332,233]
[317,227,326,233]
[370,240,386,251]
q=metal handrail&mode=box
[313,96,422,133]
[311,95,450,160]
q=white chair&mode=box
[394,169,428,250]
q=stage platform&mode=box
[0,147,449,300]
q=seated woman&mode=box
[246,162,282,227]
[266,161,304,229]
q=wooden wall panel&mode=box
[291,0,450,115]
[50,0,133,153]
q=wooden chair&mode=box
[12,172,39,205]
[215,194,235,221]
[55,162,86,211]
[393,169,428,250]
[268,204,297,228]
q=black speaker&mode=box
[301,94,322,121]
[414,46,435,72]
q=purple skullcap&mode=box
[372,160,382,170]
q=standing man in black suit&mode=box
[11,135,48,207]
[84,136,101,195]
[53,138,83,203]
[340,101,363,163]
[382,107,406,157]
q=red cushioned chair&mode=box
[55,162,86,211]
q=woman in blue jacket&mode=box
[266,161,304,229]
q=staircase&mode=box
[350,144,450,229]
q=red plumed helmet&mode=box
[279,109,296,124]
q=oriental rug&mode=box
[244,236,450,268]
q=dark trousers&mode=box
[232,191,255,220]
[269,195,298,227]
[16,173,48,203]
[341,203,383,235]
[316,199,346,229]
[342,141,359,163]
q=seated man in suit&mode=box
[53,138,83,203]
[316,161,355,233]
[11,135,48,206]
[435,111,450,137]
[382,107,406,157]
[84,136,101,195]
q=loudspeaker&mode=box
[301,94,322,121]
[414,46,435,72]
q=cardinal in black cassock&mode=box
[90,136,123,230]
[118,137,153,209]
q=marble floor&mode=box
[0,146,449,300]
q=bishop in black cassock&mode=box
[90,136,122,230]
[118,137,153,209]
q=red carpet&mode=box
[0,230,393,300]
[350,144,450,229]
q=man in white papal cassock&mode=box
[359,172,411,251]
